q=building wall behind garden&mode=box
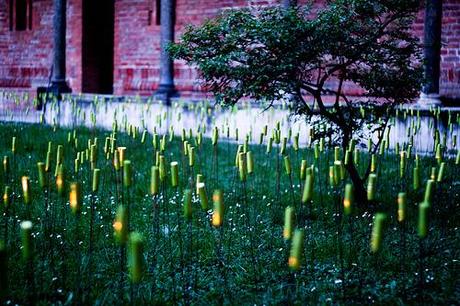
[0,0,459,99]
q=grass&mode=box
[0,120,458,305]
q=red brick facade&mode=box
[0,0,459,99]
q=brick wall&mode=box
[440,0,460,98]
[0,0,459,99]
[0,0,82,92]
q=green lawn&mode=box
[0,121,458,305]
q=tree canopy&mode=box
[170,0,423,204]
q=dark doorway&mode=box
[82,0,114,94]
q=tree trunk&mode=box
[342,131,368,209]
[345,162,367,208]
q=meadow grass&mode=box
[0,121,458,305]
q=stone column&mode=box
[419,0,442,106]
[50,0,71,95]
[155,0,177,104]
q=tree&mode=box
[169,0,423,206]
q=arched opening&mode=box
[82,0,114,94]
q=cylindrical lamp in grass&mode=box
[314,143,319,160]
[69,182,82,215]
[367,174,377,201]
[293,134,299,151]
[90,144,97,164]
[235,145,243,168]
[266,137,273,154]
[56,164,65,197]
[159,156,166,182]
[283,206,294,240]
[188,146,195,167]
[302,173,313,203]
[280,137,287,155]
[430,167,437,181]
[247,151,254,175]
[437,162,445,183]
[117,147,126,166]
[399,151,406,178]
[418,202,430,238]
[154,151,160,167]
[183,189,193,220]
[329,166,336,187]
[20,221,33,261]
[343,183,354,215]
[56,144,64,165]
[11,137,16,155]
[160,134,166,153]
[370,154,377,173]
[212,127,219,146]
[334,160,343,183]
[197,132,202,148]
[113,150,121,171]
[397,192,406,223]
[128,232,144,284]
[104,137,110,154]
[334,146,340,162]
[275,129,281,145]
[123,160,133,188]
[353,148,360,166]
[212,190,224,228]
[197,183,208,210]
[423,179,435,205]
[21,176,31,205]
[114,205,128,245]
[344,150,351,166]
[150,166,160,196]
[45,150,51,172]
[413,166,420,190]
[37,162,47,189]
[73,157,79,174]
[284,155,291,176]
[435,143,442,163]
[288,229,304,270]
[141,130,147,144]
[3,156,9,176]
[300,160,307,180]
[3,186,11,208]
[238,152,247,182]
[370,213,387,253]
[92,168,100,192]
[196,174,204,194]
[170,161,179,188]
